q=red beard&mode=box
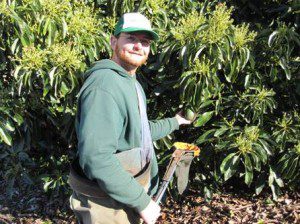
[115,44,148,68]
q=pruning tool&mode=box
[154,142,200,204]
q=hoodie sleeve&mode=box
[77,87,151,212]
[148,118,179,141]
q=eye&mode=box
[141,39,151,46]
[127,36,135,41]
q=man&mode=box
[69,12,191,224]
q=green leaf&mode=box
[225,58,237,83]
[4,120,15,132]
[284,157,298,180]
[85,48,95,62]
[47,21,54,46]
[269,167,275,186]
[6,176,16,199]
[196,129,215,144]
[279,58,291,80]
[0,125,12,146]
[220,153,240,181]
[215,141,231,150]
[181,46,189,69]
[268,166,283,188]
[13,114,24,125]
[244,74,251,88]
[250,152,261,171]
[184,80,196,104]
[255,173,267,195]
[224,35,232,61]
[268,31,279,47]
[13,66,22,79]
[275,175,284,188]
[194,111,214,127]
[217,45,225,63]
[220,153,235,173]
[43,180,54,192]
[62,18,68,38]
[214,126,228,137]
[49,67,57,86]
[204,186,212,201]
[193,82,202,108]
[254,145,268,163]
[60,81,69,96]
[162,136,172,149]
[43,85,51,97]
[258,139,272,156]
[153,141,160,150]
[11,38,19,54]
[194,45,206,61]
[180,45,187,63]
[43,18,51,35]
[19,30,31,46]
[199,100,214,109]
[270,184,279,201]
[244,154,253,185]
[242,48,250,69]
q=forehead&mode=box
[121,32,152,40]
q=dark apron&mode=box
[68,147,152,198]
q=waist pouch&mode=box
[68,147,151,198]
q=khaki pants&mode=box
[70,191,141,224]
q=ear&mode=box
[110,35,117,50]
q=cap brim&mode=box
[118,27,159,40]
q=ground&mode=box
[0,182,299,224]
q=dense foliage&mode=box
[1,0,299,201]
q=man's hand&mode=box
[139,199,161,224]
[175,113,192,126]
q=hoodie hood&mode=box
[83,59,132,80]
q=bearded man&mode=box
[68,12,191,224]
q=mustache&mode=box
[128,51,144,56]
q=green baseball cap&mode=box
[114,12,159,40]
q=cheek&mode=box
[120,44,133,54]
[144,48,150,56]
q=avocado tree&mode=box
[0,0,299,200]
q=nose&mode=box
[133,41,143,50]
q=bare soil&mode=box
[0,182,299,224]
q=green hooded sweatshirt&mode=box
[75,59,179,212]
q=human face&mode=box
[111,32,152,74]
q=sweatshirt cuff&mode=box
[134,194,151,212]
[170,117,180,130]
